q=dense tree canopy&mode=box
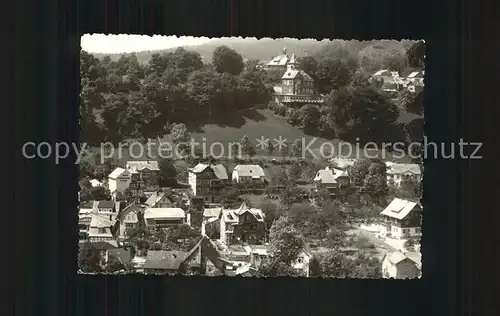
[406,41,426,69]
[80,48,272,145]
[212,45,245,75]
[327,86,403,144]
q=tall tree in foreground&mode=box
[362,160,388,203]
[240,135,256,160]
[212,46,244,75]
[78,241,103,273]
[170,123,190,156]
[268,216,305,264]
[406,41,426,69]
[315,59,353,93]
[257,217,305,277]
[158,158,177,186]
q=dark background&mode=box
[7,0,495,315]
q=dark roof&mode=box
[143,250,189,270]
[108,248,132,264]
[79,240,118,250]
[79,201,94,209]
[97,200,115,208]
[117,204,144,221]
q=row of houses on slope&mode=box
[371,69,425,95]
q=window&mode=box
[98,228,106,234]
[416,228,421,234]
[297,258,302,263]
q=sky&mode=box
[80,34,212,53]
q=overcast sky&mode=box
[81,34,212,53]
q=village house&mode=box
[407,71,425,85]
[89,179,103,187]
[273,53,324,107]
[188,163,229,204]
[382,251,421,279]
[379,198,422,239]
[264,47,292,71]
[187,196,205,232]
[370,69,406,96]
[291,248,313,277]
[371,69,395,84]
[144,207,186,231]
[94,200,118,215]
[87,213,120,242]
[201,207,222,238]
[143,237,225,275]
[145,191,175,208]
[330,158,356,174]
[313,166,350,197]
[232,164,266,184]
[117,204,145,239]
[78,240,120,270]
[246,244,312,276]
[244,245,270,269]
[78,201,94,240]
[106,247,133,270]
[108,167,131,200]
[126,160,160,195]
[385,162,422,187]
[218,202,266,245]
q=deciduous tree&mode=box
[212,45,244,75]
[158,158,177,186]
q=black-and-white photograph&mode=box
[78,35,425,278]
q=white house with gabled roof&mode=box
[108,167,131,200]
[232,165,266,184]
[385,162,422,187]
[379,198,422,239]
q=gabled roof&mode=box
[108,167,129,179]
[144,207,185,219]
[89,179,103,187]
[233,165,265,178]
[97,200,115,209]
[384,251,417,265]
[314,168,337,184]
[282,68,313,81]
[143,250,189,270]
[79,201,94,209]
[126,160,160,173]
[386,163,422,175]
[203,208,222,218]
[89,214,116,228]
[266,52,290,66]
[330,158,356,170]
[188,163,228,180]
[143,237,211,271]
[222,209,238,223]
[145,192,174,207]
[299,247,313,257]
[221,203,265,223]
[408,71,423,78]
[79,240,119,250]
[373,69,391,76]
[117,204,144,222]
[380,198,420,220]
[107,248,132,264]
